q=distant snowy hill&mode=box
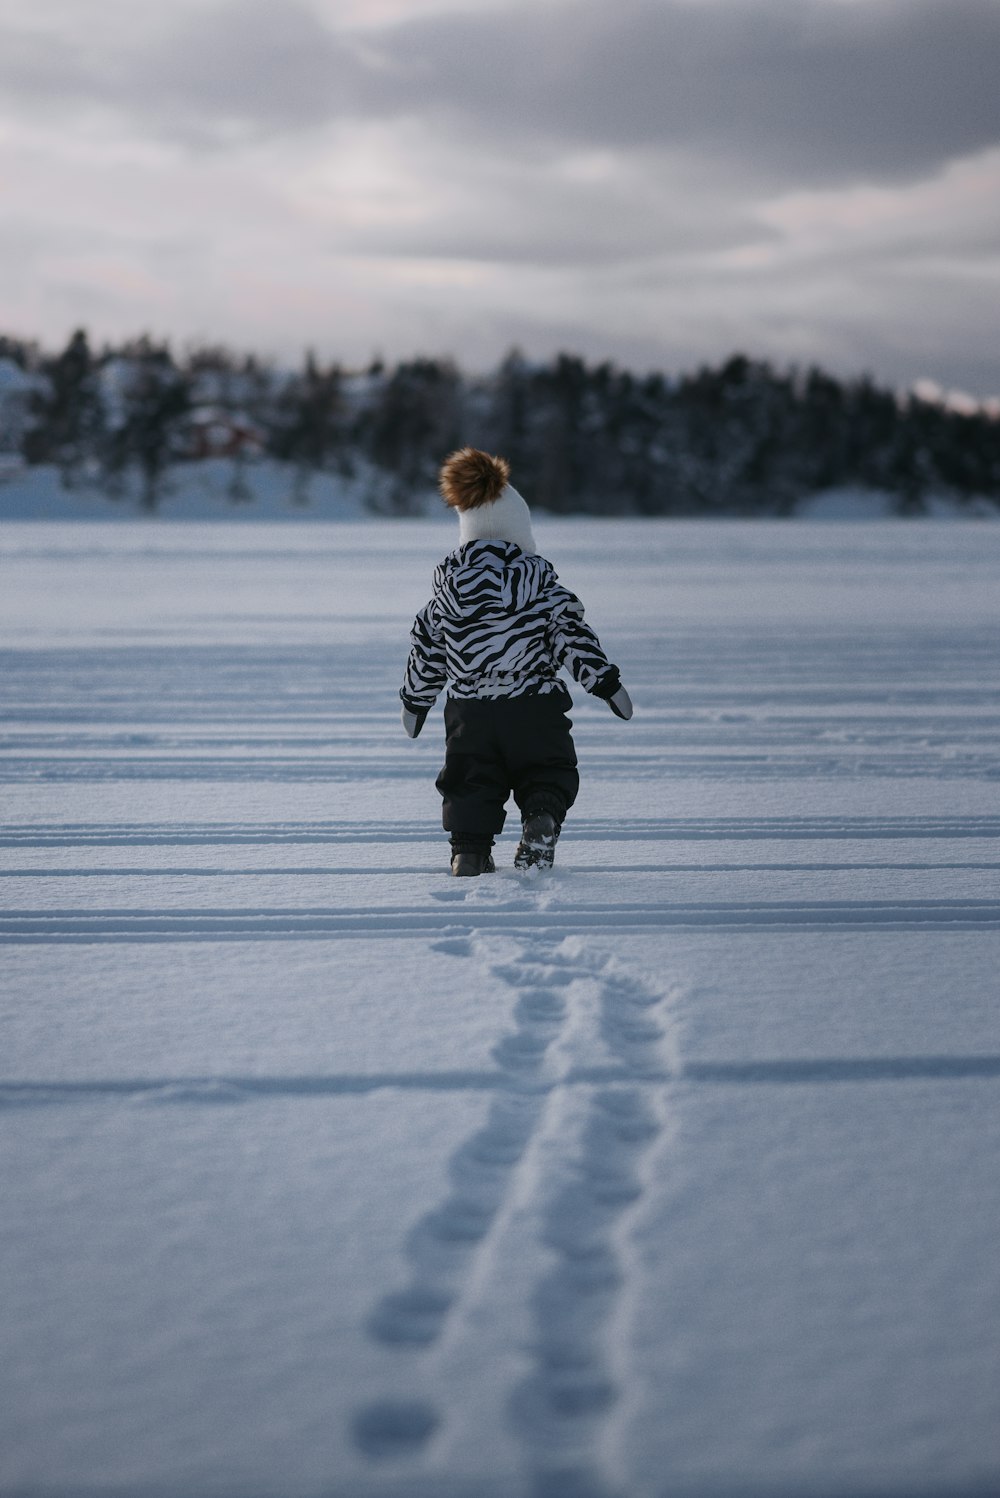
[1,463,995,522]
[4,336,999,519]
[0,460,441,522]
[795,486,1000,521]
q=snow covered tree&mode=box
[101,338,190,511]
[269,353,345,505]
[365,358,461,513]
[24,329,105,486]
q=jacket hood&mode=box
[433,539,549,623]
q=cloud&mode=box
[3,0,999,183]
[125,0,363,139]
[302,131,773,269]
[363,0,1000,188]
[0,0,363,142]
[0,21,96,104]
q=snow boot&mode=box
[450,838,496,877]
[514,811,559,871]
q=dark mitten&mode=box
[591,668,634,721]
[400,696,429,739]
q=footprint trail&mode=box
[351,920,680,1497]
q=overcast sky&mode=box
[2,0,999,393]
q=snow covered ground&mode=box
[2,518,999,1498]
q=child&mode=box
[399,448,633,876]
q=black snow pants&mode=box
[436,687,579,839]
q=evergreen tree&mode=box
[269,353,345,505]
[0,337,43,461]
[486,349,534,480]
[102,337,190,512]
[365,358,461,513]
[25,329,105,485]
[530,355,590,514]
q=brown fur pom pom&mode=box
[438,447,510,511]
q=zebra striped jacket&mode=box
[400,539,616,707]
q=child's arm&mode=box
[399,601,448,737]
[545,584,633,719]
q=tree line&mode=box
[1,329,998,514]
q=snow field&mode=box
[1,519,999,1497]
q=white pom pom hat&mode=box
[458,483,536,555]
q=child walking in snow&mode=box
[399,448,633,876]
